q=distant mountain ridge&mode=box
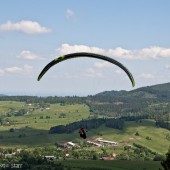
[0,94,7,96]
[95,82,170,98]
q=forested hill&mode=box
[96,83,170,96]
[87,82,170,122]
[93,82,170,102]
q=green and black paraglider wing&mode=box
[37,52,135,87]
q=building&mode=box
[67,141,76,147]
[64,141,79,148]
[97,139,118,146]
[86,140,103,147]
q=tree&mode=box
[135,131,139,136]
[92,153,98,160]
[9,128,14,132]
[161,147,170,170]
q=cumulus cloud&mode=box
[56,43,104,55]
[94,61,112,68]
[0,20,51,34]
[140,73,155,79]
[66,9,75,19]
[56,44,170,60]
[17,50,44,60]
[5,64,33,74]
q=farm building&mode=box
[97,139,118,146]
[86,140,103,147]
[64,141,79,148]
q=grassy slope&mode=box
[0,102,90,147]
[86,120,170,155]
[0,101,24,114]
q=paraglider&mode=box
[37,52,135,140]
[37,52,135,87]
[79,128,87,139]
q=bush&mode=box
[135,132,139,136]
[9,128,14,132]
[146,136,152,140]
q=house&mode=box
[101,153,117,160]
[67,141,76,147]
[112,153,117,158]
[16,148,22,153]
[65,153,69,157]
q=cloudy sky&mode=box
[0,0,170,96]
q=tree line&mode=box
[49,118,124,134]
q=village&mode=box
[54,137,119,161]
[64,137,118,149]
[1,137,119,161]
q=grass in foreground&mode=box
[61,160,162,170]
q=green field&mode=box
[0,102,90,147]
[0,101,169,155]
[0,101,24,114]
[61,160,162,170]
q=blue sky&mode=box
[0,0,170,96]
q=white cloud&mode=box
[5,67,22,73]
[132,46,170,59]
[94,61,112,68]
[17,50,44,60]
[140,73,155,79]
[107,47,131,59]
[56,44,170,60]
[66,9,75,19]
[0,20,51,34]
[5,64,33,74]
[56,43,104,55]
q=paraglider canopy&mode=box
[37,52,135,87]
